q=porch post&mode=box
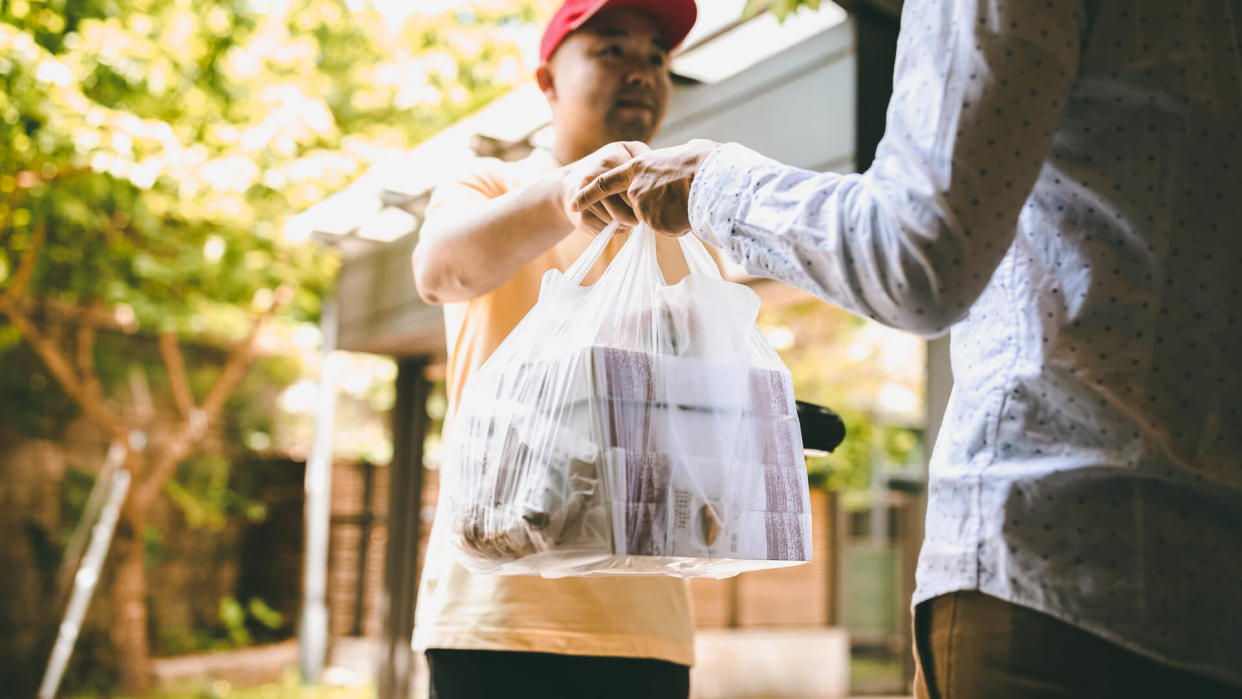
[378,357,430,699]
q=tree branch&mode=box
[1,296,134,332]
[199,309,273,421]
[76,319,107,408]
[7,225,46,298]
[137,301,283,502]
[0,224,127,436]
[128,365,156,425]
[0,299,127,439]
[158,331,195,421]
[131,437,193,517]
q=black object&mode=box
[796,400,847,454]
[426,649,690,699]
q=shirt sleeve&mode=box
[687,0,1087,336]
[423,156,510,221]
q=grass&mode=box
[69,672,375,699]
[850,655,905,696]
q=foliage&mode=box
[757,300,924,494]
[0,331,81,435]
[0,0,537,337]
[0,0,543,546]
[0,0,544,529]
[745,0,824,21]
[218,596,284,649]
[0,0,541,693]
[747,0,904,22]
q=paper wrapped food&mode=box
[440,225,812,578]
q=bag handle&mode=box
[564,223,723,286]
[564,222,622,286]
[678,232,724,280]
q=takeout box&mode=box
[448,345,811,574]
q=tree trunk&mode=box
[110,507,151,697]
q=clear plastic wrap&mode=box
[440,224,811,578]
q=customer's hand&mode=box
[571,139,719,237]
[560,141,649,234]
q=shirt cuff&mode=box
[687,142,779,249]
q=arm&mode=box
[577,1,1088,336]
[692,0,1087,336]
[413,142,647,305]
[413,168,570,305]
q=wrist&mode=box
[542,165,576,230]
[686,141,729,248]
[687,139,720,184]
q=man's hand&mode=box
[571,139,719,237]
[560,141,650,234]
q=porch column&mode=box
[378,357,430,699]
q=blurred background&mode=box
[0,0,945,697]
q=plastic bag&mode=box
[440,224,811,579]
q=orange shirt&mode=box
[413,148,696,666]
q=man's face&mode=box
[540,9,673,144]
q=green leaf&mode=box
[218,596,250,647]
[247,597,284,630]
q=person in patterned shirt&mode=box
[571,1,1242,697]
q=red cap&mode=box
[539,0,698,64]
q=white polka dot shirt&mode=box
[688,0,1242,685]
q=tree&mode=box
[747,0,903,20]
[0,0,534,693]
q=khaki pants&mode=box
[912,591,1239,699]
